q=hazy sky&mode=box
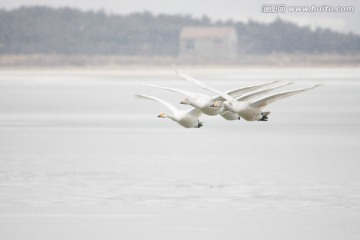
[1,0,359,34]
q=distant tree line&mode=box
[0,6,359,55]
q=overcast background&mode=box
[1,0,359,34]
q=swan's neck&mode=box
[219,102,226,110]
[224,101,234,112]
[166,113,176,120]
[188,98,200,108]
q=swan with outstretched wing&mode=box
[135,94,203,128]
[147,68,289,120]
[173,68,322,121]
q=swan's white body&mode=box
[135,94,203,128]
[147,80,290,120]
[176,70,322,121]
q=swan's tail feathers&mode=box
[259,112,270,121]
[196,120,204,128]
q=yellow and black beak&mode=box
[157,113,165,118]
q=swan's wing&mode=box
[219,81,281,100]
[134,94,178,113]
[250,85,323,109]
[173,66,234,102]
[145,83,208,99]
[237,82,293,102]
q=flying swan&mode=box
[146,73,290,120]
[176,70,322,121]
[135,94,203,128]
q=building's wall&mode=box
[180,32,238,60]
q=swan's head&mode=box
[180,98,190,105]
[157,112,167,118]
[210,101,223,108]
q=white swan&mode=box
[146,81,290,120]
[212,85,322,121]
[135,94,203,128]
[176,70,322,121]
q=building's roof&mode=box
[180,27,236,40]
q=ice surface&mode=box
[0,68,360,239]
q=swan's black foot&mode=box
[238,117,241,120]
[196,121,203,128]
[258,116,268,121]
[258,112,270,121]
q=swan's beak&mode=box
[180,101,185,104]
[210,104,216,107]
[157,112,166,118]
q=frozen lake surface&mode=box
[0,68,360,239]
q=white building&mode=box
[179,27,238,60]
